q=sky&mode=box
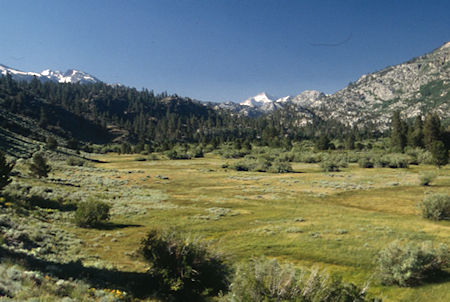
[1,0,449,102]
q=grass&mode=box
[6,152,449,301]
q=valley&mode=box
[1,148,449,301]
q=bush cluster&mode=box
[223,257,377,301]
[355,153,411,169]
[74,200,111,228]
[377,241,449,286]
[140,229,229,299]
[230,155,293,173]
[420,193,450,220]
[29,152,51,178]
[320,156,347,172]
[165,145,204,160]
[218,145,251,159]
[418,172,436,186]
[358,157,374,168]
[66,157,85,166]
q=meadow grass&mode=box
[45,153,450,301]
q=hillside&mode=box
[0,75,266,153]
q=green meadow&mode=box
[37,152,449,302]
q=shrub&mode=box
[166,149,191,160]
[293,152,322,163]
[268,159,293,173]
[150,153,160,160]
[358,158,374,168]
[231,156,270,172]
[29,152,51,178]
[140,229,229,299]
[45,137,58,150]
[386,154,409,168]
[377,241,449,287]
[0,151,14,191]
[219,146,250,159]
[320,159,340,172]
[189,147,204,158]
[374,156,390,168]
[420,193,450,220]
[417,150,434,165]
[418,172,436,186]
[223,257,376,302]
[74,200,111,228]
[66,157,85,166]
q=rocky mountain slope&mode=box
[309,41,450,129]
[0,64,100,84]
[222,42,449,129]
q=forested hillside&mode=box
[0,74,360,152]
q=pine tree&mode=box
[391,111,407,152]
[316,134,330,150]
[423,113,442,150]
[409,115,424,148]
[29,152,51,178]
[345,134,355,150]
[0,151,14,191]
[45,137,58,150]
[38,106,48,128]
[430,141,448,168]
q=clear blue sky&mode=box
[1,0,449,102]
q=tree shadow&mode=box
[0,246,159,299]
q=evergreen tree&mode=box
[391,111,407,152]
[345,134,355,150]
[430,141,448,168]
[29,152,51,178]
[45,137,58,150]
[38,106,48,128]
[408,115,424,148]
[120,142,132,154]
[423,113,442,150]
[316,134,330,150]
[0,151,14,191]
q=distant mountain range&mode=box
[1,41,449,131]
[0,64,100,84]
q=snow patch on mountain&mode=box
[230,90,324,116]
[0,64,100,84]
[241,92,277,107]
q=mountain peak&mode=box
[241,92,277,107]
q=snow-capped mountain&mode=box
[241,92,277,107]
[240,92,285,113]
[0,64,100,84]
[217,90,323,117]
